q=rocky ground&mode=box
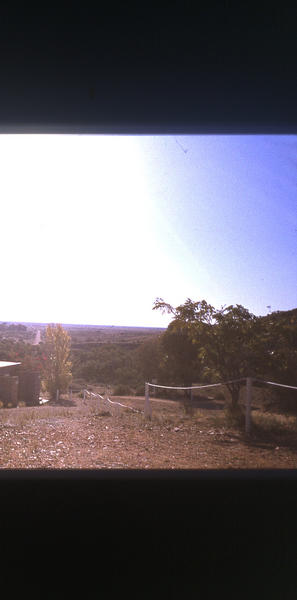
[0,391,296,469]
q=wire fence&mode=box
[254,379,297,391]
[145,377,297,433]
[81,377,297,435]
[83,389,143,414]
[146,378,246,390]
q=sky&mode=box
[0,134,296,328]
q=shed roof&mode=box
[0,361,21,368]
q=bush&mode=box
[113,384,132,396]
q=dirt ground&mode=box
[0,390,296,469]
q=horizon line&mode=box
[0,320,166,329]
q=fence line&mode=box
[255,379,297,391]
[83,376,297,434]
[83,389,142,414]
[105,395,141,413]
[144,377,245,421]
[145,376,297,432]
[146,378,246,391]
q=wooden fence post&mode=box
[144,383,152,419]
[245,377,252,435]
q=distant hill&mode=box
[0,321,165,346]
[0,321,165,332]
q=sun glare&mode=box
[0,135,164,325]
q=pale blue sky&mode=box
[0,134,296,327]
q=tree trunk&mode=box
[230,386,240,409]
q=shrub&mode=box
[113,384,132,396]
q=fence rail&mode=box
[81,377,297,435]
[145,377,297,433]
[83,389,142,414]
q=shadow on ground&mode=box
[193,400,224,410]
[247,431,297,452]
[215,429,297,452]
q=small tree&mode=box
[153,298,213,413]
[43,324,72,399]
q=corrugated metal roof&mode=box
[0,361,21,368]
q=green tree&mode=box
[209,304,257,407]
[255,308,297,411]
[43,324,72,399]
[160,323,204,413]
[161,324,195,385]
[260,309,297,383]
[153,298,262,409]
[153,298,214,412]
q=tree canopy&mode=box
[153,298,297,408]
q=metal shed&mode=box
[0,361,21,406]
[0,361,41,407]
[0,361,21,373]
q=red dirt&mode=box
[0,393,296,469]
